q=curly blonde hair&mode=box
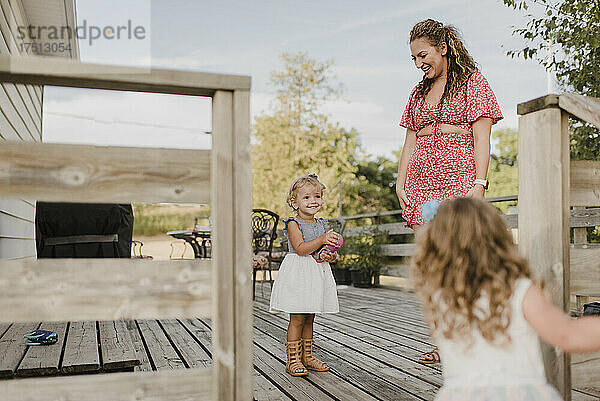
[285,174,326,210]
[410,19,478,102]
[411,198,531,344]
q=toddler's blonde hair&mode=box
[286,174,325,210]
[411,197,531,344]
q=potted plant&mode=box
[337,228,387,288]
[331,260,352,285]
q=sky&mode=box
[43,0,550,159]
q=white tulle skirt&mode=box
[269,253,339,314]
[435,384,563,401]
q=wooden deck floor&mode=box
[251,284,600,401]
[1,284,599,400]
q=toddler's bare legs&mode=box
[285,313,308,376]
[300,313,329,371]
[301,314,315,339]
[287,313,307,341]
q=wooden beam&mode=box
[377,244,600,285]
[502,213,518,229]
[518,107,571,398]
[342,209,404,220]
[559,93,600,130]
[571,160,600,207]
[572,352,600,389]
[341,196,518,222]
[572,207,588,245]
[0,141,210,203]
[570,245,600,295]
[517,94,560,115]
[570,207,600,228]
[344,222,414,237]
[211,90,235,401]
[0,54,250,96]
[380,244,416,257]
[233,89,253,401]
[0,259,212,322]
[380,265,410,278]
[0,367,212,400]
[344,208,600,239]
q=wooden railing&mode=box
[341,203,599,282]
[0,55,252,400]
[517,93,600,398]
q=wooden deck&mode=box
[1,285,599,400]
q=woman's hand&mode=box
[465,184,485,199]
[397,187,410,210]
[321,229,340,247]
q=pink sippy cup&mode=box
[312,234,343,263]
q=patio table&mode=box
[167,226,211,258]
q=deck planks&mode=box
[98,320,139,371]
[61,321,100,374]
[0,322,39,377]
[136,320,184,370]
[125,320,153,372]
[17,321,67,377]
[160,319,212,369]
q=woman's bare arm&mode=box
[523,284,600,353]
[467,117,492,199]
[396,128,417,209]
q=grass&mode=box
[132,203,210,236]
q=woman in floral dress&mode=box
[396,19,503,363]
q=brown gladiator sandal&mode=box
[285,339,308,377]
[301,338,329,372]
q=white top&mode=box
[435,278,548,387]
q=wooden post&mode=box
[518,98,571,399]
[212,90,235,401]
[212,89,253,400]
[233,89,253,401]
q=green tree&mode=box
[340,153,400,218]
[252,53,360,218]
[487,128,519,212]
[502,0,600,160]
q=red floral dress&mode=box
[399,72,503,227]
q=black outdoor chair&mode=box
[251,208,279,299]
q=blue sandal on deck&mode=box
[23,329,58,345]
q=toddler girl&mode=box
[269,174,341,377]
[412,197,600,400]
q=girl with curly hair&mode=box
[396,18,503,363]
[413,198,600,400]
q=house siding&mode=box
[0,1,43,259]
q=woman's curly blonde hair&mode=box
[410,19,478,102]
[411,198,531,344]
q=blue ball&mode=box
[421,199,441,222]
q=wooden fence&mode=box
[0,55,252,400]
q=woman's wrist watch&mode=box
[474,179,489,190]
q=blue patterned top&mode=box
[282,216,328,254]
